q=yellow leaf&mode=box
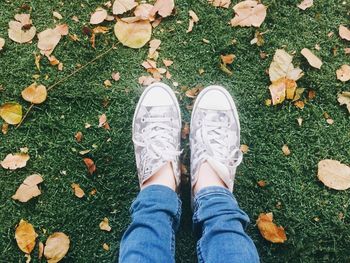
[114,19,152,49]
[317,159,350,190]
[230,0,267,27]
[44,232,70,263]
[256,212,287,243]
[1,153,29,170]
[268,78,287,105]
[0,102,22,124]
[99,217,112,231]
[338,91,350,113]
[12,174,43,202]
[15,219,37,254]
[113,0,138,15]
[21,83,47,104]
[301,48,322,69]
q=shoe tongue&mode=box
[147,106,168,117]
[207,157,234,191]
[204,111,229,123]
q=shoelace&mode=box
[133,116,181,174]
[195,112,243,168]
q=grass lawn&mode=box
[1,0,350,262]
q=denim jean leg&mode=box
[193,186,259,263]
[119,185,182,263]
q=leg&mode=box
[119,185,181,263]
[119,83,182,262]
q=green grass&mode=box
[1,0,350,262]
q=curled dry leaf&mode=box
[90,8,108,25]
[113,0,138,15]
[297,0,313,10]
[339,25,350,41]
[256,212,287,243]
[187,10,199,33]
[114,19,152,49]
[282,145,291,156]
[8,14,36,43]
[301,48,322,69]
[317,159,350,190]
[134,4,155,21]
[71,183,85,198]
[338,91,350,113]
[240,144,249,153]
[12,174,43,202]
[150,0,175,18]
[21,83,47,104]
[208,0,231,8]
[99,217,112,231]
[103,243,110,251]
[0,102,22,125]
[44,232,70,263]
[1,153,29,170]
[83,158,96,175]
[0,37,5,50]
[230,0,267,27]
[15,219,37,254]
[336,64,350,82]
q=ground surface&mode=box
[1,0,350,262]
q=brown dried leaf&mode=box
[0,102,22,125]
[297,0,313,10]
[208,0,231,8]
[8,14,36,43]
[21,83,47,104]
[15,219,37,254]
[1,153,29,170]
[150,0,174,18]
[221,54,235,65]
[336,64,350,82]
[90,8,108,25]
[114,19,152,49]
[185,87,203,98]
[12,174,43,202]
[294,100,305,109]
[256,212,287,243]
[83,158,96,175]
[71,183,85,198]
[257,180,266,187]
[338,91,350,113]
[317,159,350,190]
[99,217,112,231]
[339,25,350,41]
[113,0,138,15]
[301,48,322,69]
[75,131,83,142]
[44,232,70,263]
[103,243,110,251]
[230,0,267,27]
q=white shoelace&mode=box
[133,117,181,173]
[194,112,243,168]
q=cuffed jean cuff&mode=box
[193,186,236,211]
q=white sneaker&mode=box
[190,85,243,192]
[132,83,182,188]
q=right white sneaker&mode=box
[190,86,243,192]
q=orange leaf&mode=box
[21,83,47,104]
[15,219,37,254]
[12,174,43,202]
[99,217,112,231]
[256,212,287,243]
[220,54,235,65]
[71,183,85,198]
[83,158,96,175]
[44,232,70,263]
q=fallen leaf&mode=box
[90,8,108,24]
[339,25,350,41]
[112,72,121,81]
[1,153,29,170]
[71,183,85,198]
[187,10,199,33]
[103,243,110,251]
[148,39,161,59]
[297,0,313,10]
[114,19,152,48]
[317,159,350,190]
[83,158,96,175]
[208,0,231,8]
[0,102,22,124]
[15,219,37,254]
[336,64,350,82]
[282,145,291,156]
[75,131,83,142]
[269,49,303,82]
[338,91,350,113]
[297,117,303,126]
[256,212,287,243]
[326,118,334,125]
[104,79,112,87]
[21,83,47,104]
[185,87,203,98]
[230,0,267,27]
[113,0,138,15]
[150,0,174,17]
[53,11,63,20]
[99,113,107,127]
[301,48,322,69]
[0,37,5,50]
[221,54,235,65]
[293,87,305,101]
[99,217,112,231]
[163,59,173,67]
[269,78,296,105]
[134,4,155,21]
[12,174,43,202]
[250,31,264,46]
[152,18,162,28]
[294,100,305,109]
[2,123,9,134]
[181,122,190,139]
[8,14,36,43]
[240,144,249,153]
[257,180,266,187]
[37,24,68,56]
[308,89,316,100]
[38,242,44,259]
[138,75,157,86]
[44,232,70,263]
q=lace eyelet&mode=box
[141,117,145,123]
[142,128,145,133]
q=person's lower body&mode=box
[119,185,259,263]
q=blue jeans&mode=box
[119,185,259,263]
